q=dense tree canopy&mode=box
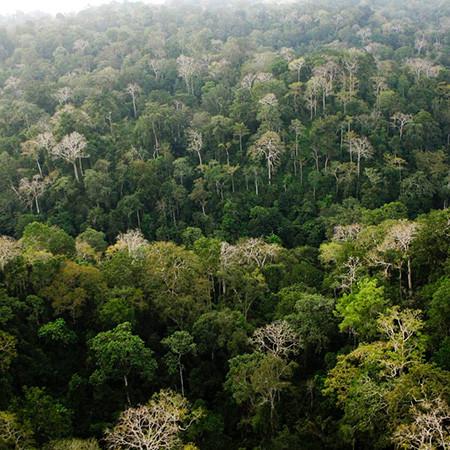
[0,0,449,448]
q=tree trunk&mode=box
[35,196,40,214]
[36,159,43,177]
[132,94,137,118]
[179,361,185,397]
[124,375,131,406]
[73,162,79,182]
[407,257,413,296]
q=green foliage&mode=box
[0,0,449,448]
[21,223,75,257]
[336,278,389,341]
[88,322,157,388]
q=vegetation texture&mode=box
[0,0,450,448]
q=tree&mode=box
[186,128,203,167]
[51,132,89,181]
[113,229,148,258]
[346,134,373,178]
[250,320,300,359]
[0,236,21,271]
[14,174,50,214]
[336,278,389,341]
[0,330,16,372]
[162,331,196,396]
[126,83,141,118]
[393,397,450,449]
[0,411,34,449]
[20,222,75,258]
[226,352,297,429]
[288,57,305,82]
[390,112,413,140]
[177,55,200,95]
[105,389,202,450]
[42,261,105,322]
[249,131,284,184]
[89,322,157,405]
[283,290,337,354]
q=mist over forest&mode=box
[0,0,449,448]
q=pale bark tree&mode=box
[176,55,199,95]
[393,397,450,450]
[148,58,165,81]
[333,224,362,242]
[251,320,300,359]
[220,238,280,270]
[126,83,141,118]
[371,76,388,109]
[73,39,89,53]
[20,139,43,176]
[342,50,360,96]
[186,128,203,167]
[391,112,413,140]
[36,131,56,155]
[339,256,362,292]
[13,175,50,214]
[279,47,295,62]
[305,76,320,119]
[115,229,148,257]
[414,33,428,55]
[346,134,373,177]
[51,132,88,181]
[377,307,424,377]
[53,86,73,106]
[382,220,419,295]
[0,236,21,271]
[288,57,305,82]
[249,131,284,184]
[105,390,201,450]
[406,58,440,80]
[289,119,305,177]
[313,60,338,112]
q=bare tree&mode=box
[51,132,88,181]
[13,175,50,214]
[176,55,199,95]
[126,83,141,118]
[36,131,56,154]
[186,128,203,167]
[414,33,428,55]
[288,57,305,82]
[0,236,21,271]
[382,220,419,294]
[115,229,148,258]
[393,397,450,449]
[391,112,413,140]
[53,87,73,106]
[405,58,440,81]
[249,131,284,184]
[333,224,362,242]
[342,49,360,96]
[251,320,300,359]
[346,135,373,177]
[105,390,201,450]
[20,139,43,176]
[220,238,280,270]
[305,76,320,119]
[377,307,424,377]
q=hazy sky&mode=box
[0,0,162,15]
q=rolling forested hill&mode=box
[0,0,450,448]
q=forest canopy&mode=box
[0,0,450,448]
